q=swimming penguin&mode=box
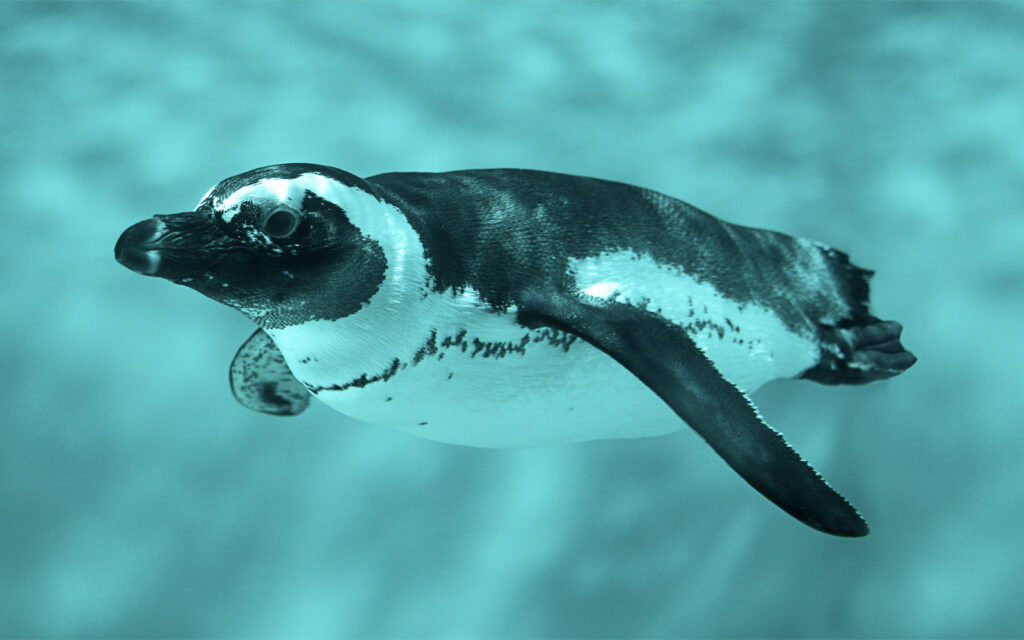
[114,164,916,536]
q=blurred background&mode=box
[2,1,1022,637]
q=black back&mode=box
[367,169,868,335]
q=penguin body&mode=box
[115,164,916,536]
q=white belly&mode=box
[268,253,819,448]
[310,327,681,448]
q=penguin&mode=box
[114,163,916,537]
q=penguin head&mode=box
[115,164,388,329]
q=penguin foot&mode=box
[803,318,917,386]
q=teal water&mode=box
[3,1,1023,637]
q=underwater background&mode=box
[2,1,1022,637]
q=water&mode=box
[2,1,1022,637]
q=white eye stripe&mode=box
[263,178,292,203]
[219,179,306,220]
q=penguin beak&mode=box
[115,212,222,280]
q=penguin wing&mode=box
[229,329,311,416]
[516,289,868,537]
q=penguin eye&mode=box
[262,208,300,239]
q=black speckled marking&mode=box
[440,329,467,349]
[309,325,582,396]
[411,326,577,366]
[307,358,402,394]
[531,328,578,352]
[412,330,439,365]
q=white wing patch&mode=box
[568,249,819,392]
[581,281,621,298]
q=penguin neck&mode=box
[265,277,435,393]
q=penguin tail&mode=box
[800,251,917,386]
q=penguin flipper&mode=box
[229,329,311,416]
[516,290,868,537]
